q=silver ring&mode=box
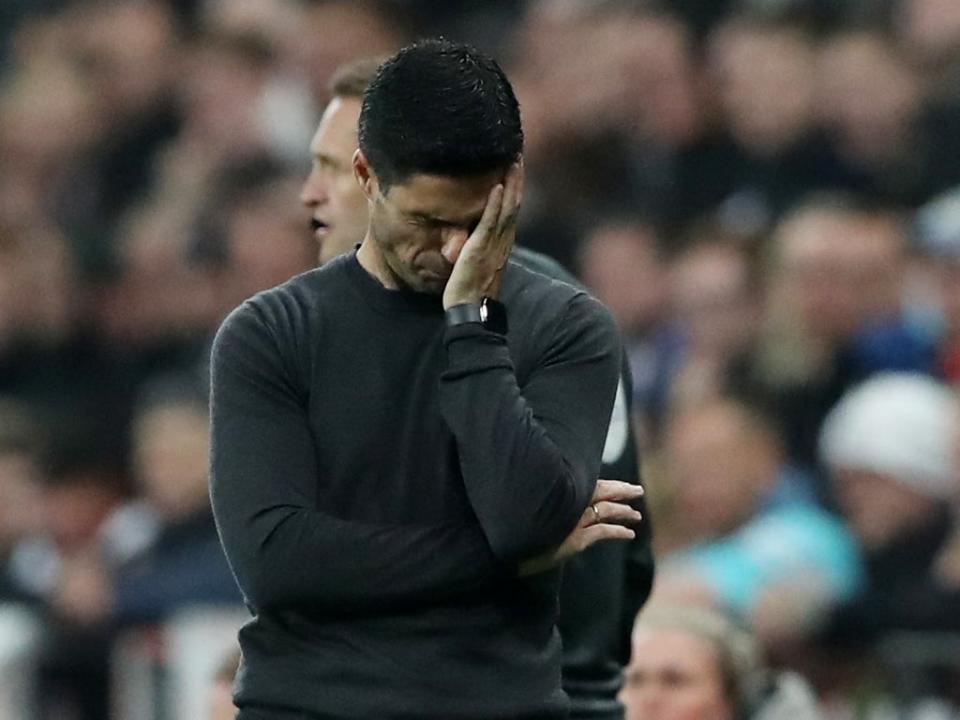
[591,504,601,522]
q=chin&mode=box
[408,277,444,295]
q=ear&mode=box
[353,149,378,200]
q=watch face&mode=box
[481,296,508,334]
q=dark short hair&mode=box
[329,56,387,100]
[358,39,523,191]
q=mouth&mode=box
[310,218,330,237]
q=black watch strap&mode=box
[445,297,508,335]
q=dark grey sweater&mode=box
[209,250,621,719]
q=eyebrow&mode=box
[406,210,481,227]
[312,151,347,169]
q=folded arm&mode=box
[440,292,622,563]
[209,304,504,614]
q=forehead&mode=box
[384,170,502,221]
[310,96,362,155]
[630,628,722,674]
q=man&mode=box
[300,56,655,719]
[211,40,640,719]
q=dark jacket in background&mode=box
[513,246,655,720]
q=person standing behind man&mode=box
[300,55,655,719]
[211,40,640,719]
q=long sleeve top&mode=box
[513,246,654,720]
[209,251,621,719]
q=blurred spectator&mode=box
[818,373,960,644]
[817,28,960,206]
[747,194,936,472]
[912,185,960,380]
[619,604,822,720]
[207,155,317,311]
[108,378,240,625]
[578,220,681,443]
[58,1,183,275]
[160,30,286,204]
[296,0,405,103]
[896,0,960,101]
[512,5,704,263]
[668,239,761,409]
[28,377,240,627]
[651,396,861,641]
[616,10,750,235]
[97,200,220,377]
[7,426,132,720]
[706,13,851,236]
[0,53,102,238]
[0,217,130,446]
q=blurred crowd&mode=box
[2,0,960,718]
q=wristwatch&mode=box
[445,296,508,335]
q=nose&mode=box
[440,227,470,265]
[300,169,329,207]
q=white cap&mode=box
[913,185,960,262]
[820,373,959,500]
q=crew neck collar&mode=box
[343,249,444,316]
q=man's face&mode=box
[361,164,501,294]
[300,96,369,265]
[619,628,734,720]
[832,468,938,551]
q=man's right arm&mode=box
[209,302,505,614]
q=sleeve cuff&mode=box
[442,324,513,380]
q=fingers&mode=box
[488,161,522,268]
[578,500,642,531]
[577,523,635,552]
[591,479,645,503]
[474,183,504,245]
[591,500,643,525]
[498,161,523,232]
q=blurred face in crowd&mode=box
[818,32,921,162]
[776,208,872,345]
[0,224,75,344]
[620,626,735,720]
[75,2,177,122]
[665,401,779,541]
[227,178,317,299]
[579,224,667,338]
[776,206,906,348]
[831,468,941,551]
[298,2,400,102]
[43,475,120,553]
[670,244,756,361]
[709,23,816,154]
[134,402,211,521]
[0,65,100,197]
[180,42,267,153]
[899,0,960,67]
[300,96,369,264]
[629,14,703,149]
[355,154,502,295]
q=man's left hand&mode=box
[518,479,643,577]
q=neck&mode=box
[356,235,397,289]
